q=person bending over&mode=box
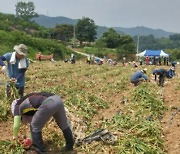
[11,91,74,153]
[152,68,168,87]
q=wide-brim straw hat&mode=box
[141,68,147,73]
[14,44,28,56]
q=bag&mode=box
[76,129,117,146]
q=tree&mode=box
[119,35,136,53]
[97,28,135,51]
[52,24,73,41]
[169,34,180,41]
[96,28,136,59]
[15,1,38,21]
[134,35,158,51]
[76,17,97,45]
[100,28,120,48]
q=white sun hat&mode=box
[141,68,147,73]
[14,44,28,56]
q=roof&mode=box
[136,50,170,57]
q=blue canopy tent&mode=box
[136,50,170,57]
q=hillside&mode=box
[33,15,175,38]
[0,12,72,60]
[113,26,174,38]
[32,15,77,28]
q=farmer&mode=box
[130,68,149,86]
[145,56,150,65]
[0,44,29,97]
[152,68,168,87]
[171,61,177,75]
[37,52,42,62]
[70,53,76,64]
[167,67,175,78]
[87,55,91,65]
[139,58,143,66]
[11,92,74,153]
[171,61,177,67]
[122,57,126,66]
[132,61,138,68]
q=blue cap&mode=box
[152,69,157,75]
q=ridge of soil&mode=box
[92,66,180,154]
[0,62,180,154]
[161,71,180,154]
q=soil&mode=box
[0,63,180,154]
[92,65,180,154]
[161,69,180,154]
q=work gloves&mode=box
[1,65,6,74]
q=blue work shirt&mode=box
[155,69,168,76]
[1,52,29,87]
[130,71,148,81]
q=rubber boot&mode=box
[63,127,74,151]
[31,131,46,154]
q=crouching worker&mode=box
[130,68,149,86]
[167,67,175,78]
[11,92,74,153]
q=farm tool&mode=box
[76,129,117,146]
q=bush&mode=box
[0,30,70,60]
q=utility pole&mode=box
[73,24,76,47]
[136,35,139,54]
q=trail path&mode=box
[70,47,104,61]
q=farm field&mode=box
[0,60,180,153]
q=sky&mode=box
[0,0,180,33]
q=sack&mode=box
[76,129,117,146]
